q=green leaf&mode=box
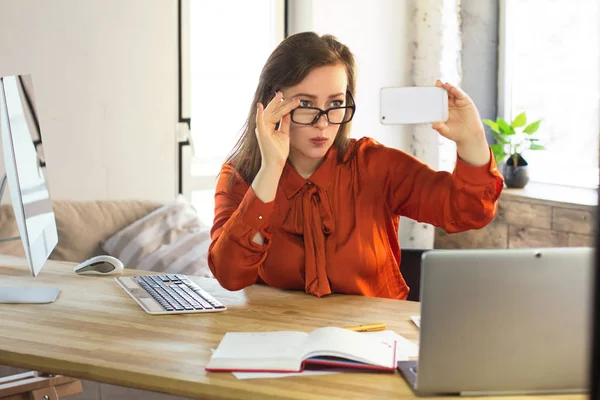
[511,112,527,128]
[497,118,516,135]
[490,143,505,153]
[523,120,541,134]
[530,144,545,150]
[490,144,507,163]
[483,119,500,133]
[495,153,508,163]
[491,131,509,145]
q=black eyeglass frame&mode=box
[289,91,356,126]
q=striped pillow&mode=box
[101,196,214,278]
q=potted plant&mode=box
[483,112,544,188]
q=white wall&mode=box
[287,0,413,150]
[0,0,178,202]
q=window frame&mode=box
[497,0,512,123]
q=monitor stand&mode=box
[0,173,61,304]
[0,287,60,303]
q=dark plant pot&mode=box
[503,154,529,188]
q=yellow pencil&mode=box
[343,323,387,332]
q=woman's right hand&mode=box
[255,91,300,170]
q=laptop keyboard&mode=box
[134,274,226,313]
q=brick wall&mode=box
[435,191,596,249]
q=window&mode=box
[186,0,284,224]
[499,0,600,188]
[189,1,284,174]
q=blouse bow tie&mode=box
[282,182,335,297]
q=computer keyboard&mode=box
[115,274,227,315]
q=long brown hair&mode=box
[226,32,356,186]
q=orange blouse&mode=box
[208,137,503,300]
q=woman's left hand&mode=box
[432,80,491,166]
[431,80,485,144]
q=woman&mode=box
[208,32,503,300]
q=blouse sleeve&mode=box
[207,164,274,290]
[361,139,504,233]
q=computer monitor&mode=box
[0,74,59,303]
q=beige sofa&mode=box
[0,199,196,400]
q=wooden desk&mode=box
[0,256,585,400]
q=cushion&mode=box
[0,199,163,263]
[52,200,163,262]
[101,196,214,278]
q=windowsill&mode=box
[501,182,598,207]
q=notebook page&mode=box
[209,348,343,379]
[301,327,395,368]
[207,331,308,370]
[232,370,340,380]
[363,330,419,360]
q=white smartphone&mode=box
[380,86,448,125]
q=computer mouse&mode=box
[74,255,124,276]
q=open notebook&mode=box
[206,327,397,373]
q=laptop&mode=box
[398,247,593,396]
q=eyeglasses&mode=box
[290,92,356,125]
